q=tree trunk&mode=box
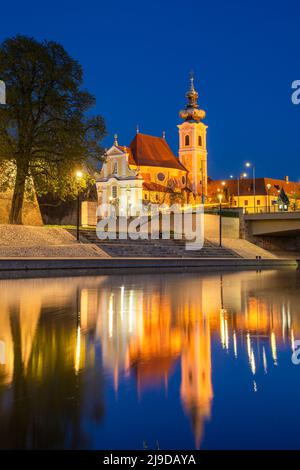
[9,163,28,224]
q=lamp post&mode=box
[266,183,271,213]
[201,164,205,205]
[218,193,223,247]
[245,162,256,213]
[76,170,83,241]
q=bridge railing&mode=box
[243,205,300,214]
[205,204,300,215]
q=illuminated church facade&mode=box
[96,76,208,216]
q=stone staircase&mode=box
[74,229,241,258]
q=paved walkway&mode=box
[0,244,109,258]
[0,224,109,258]
[0,224,287,260]
[207,238,278,259]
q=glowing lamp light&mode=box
[76,170,83,179]
[218,193,223,203]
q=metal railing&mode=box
[243,205,300,214]
[205,204,300,215]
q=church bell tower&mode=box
[178,75,208,199]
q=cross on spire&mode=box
[189,70,195,91]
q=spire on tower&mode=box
[114,133,118,146]
[179,73,206,122]
[136,124,140,134]
[189,70,195,91]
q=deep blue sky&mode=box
[1,0,299,180]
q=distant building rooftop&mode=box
[208,177,300,197]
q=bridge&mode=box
[243,212,300,255]
[244,212,300,236]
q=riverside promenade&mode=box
[0,225,297,278]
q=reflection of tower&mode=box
[180,318,213,449]
[178,74,208,197]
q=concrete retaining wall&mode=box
[0,257,297,279]
[80,201,241,240]
[204,214,240,239]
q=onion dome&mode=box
[179,74,206,122]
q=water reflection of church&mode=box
[0,271,298,448]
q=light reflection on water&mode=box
[0,269,300,449]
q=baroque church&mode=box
[96,76,208,216]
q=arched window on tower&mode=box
[112,186,117,198]
[184,135,190,146]
[198,135,202,146]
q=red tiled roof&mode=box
[142,182,174,193]
[207,178,300,197]
[129,133,187,171]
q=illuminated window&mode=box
[184,135,190,146]
[112,186,117,198]
[198,135,202,146]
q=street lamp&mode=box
[245,162,256,213]
[218,193,223,247]
[76,170,83,241]
[267,183,272,213]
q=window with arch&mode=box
[198,135,202,146]
[184,135,190,146]
[112,186,117,198]
[113,162,118,174]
